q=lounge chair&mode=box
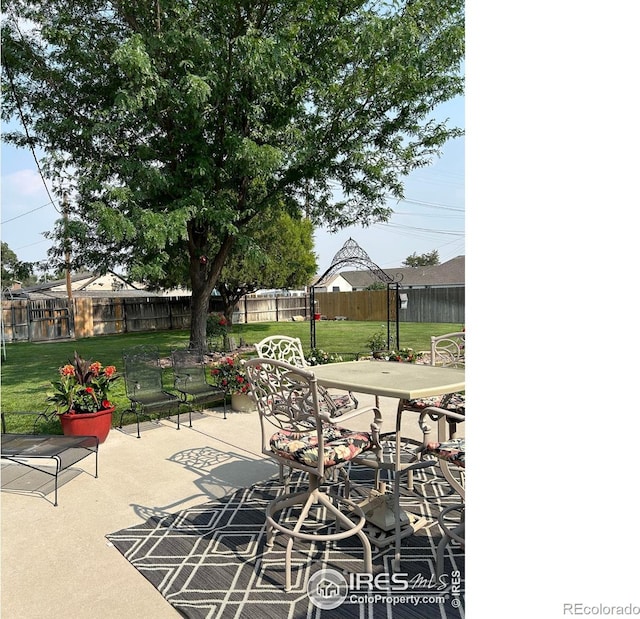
[1,412,98,506]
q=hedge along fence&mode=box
[1,287,464,343]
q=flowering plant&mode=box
[210,356,250,394]
[206,312,229,339]
[366,330,388,352]
[386,348,417,363]
[47,351,119,414]
[305,348,344,366]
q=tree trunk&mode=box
[223,305,234,328]
[219,283,250,331]
[190,285,211,351]
[187,228,235,350]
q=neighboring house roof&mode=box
[338,255,465,288]
[5,271,167,299]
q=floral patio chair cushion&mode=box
[403,392,465,415]
[319,392,357,417]
[425,438,465,468]
[270,425,373,468]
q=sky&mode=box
[0,97,463,276]
[312,99,464,275]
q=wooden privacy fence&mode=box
[314,287,465,324]
[314,290,397,321]
[1,296,194,343]
[73,297,193,338]
[234,294,309,323]
[399,287,465,324]
[1,299,74,343]
[1,287,464,343]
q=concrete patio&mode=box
[1,393,424,619]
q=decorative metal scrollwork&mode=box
[314,238,402,286]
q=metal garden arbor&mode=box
[310,238,402,351]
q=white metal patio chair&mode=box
[400,331,466,441]
[244,357,383,591]
[254,335,358,417]
[423,407,465,577]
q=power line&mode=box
[377,222,464,236]
[327,182,464,212]
[1,200,55,224]
[389,197,464,212]
[4,13,61,215]
[12,239,50,250]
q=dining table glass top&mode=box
[311,360,465,401]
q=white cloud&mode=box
[2,168,49,200]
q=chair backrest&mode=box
[254,335,307,368]
[430,332,465,368]
[244,357,329,477]
[122,346,165,398]
[171,349,208,387]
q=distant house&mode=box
[4,271,189,299]
[314,255,465,292]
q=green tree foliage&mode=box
[364,281,387,290]
[403,250,440,267]
[216,212,316,324]
[2,0,464,349]
[1,241,36,288]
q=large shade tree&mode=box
[1,0,464,350]
[217,212,316,325]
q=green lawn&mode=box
[1,320,462,433]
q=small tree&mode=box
[217,213,316,325]
[364,281,387,291]
[402,250,440,267]
[1,242,36,288]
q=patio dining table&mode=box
[311,359,465,403]
[311,359,465,568]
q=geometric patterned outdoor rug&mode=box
[107,465,465,619]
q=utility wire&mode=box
[327,181,463,212]
[378,222,464,236]
[1,200,54,224]
[389,196,464,212]
[4,16,61,215]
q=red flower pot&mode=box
[60,407,115,444]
